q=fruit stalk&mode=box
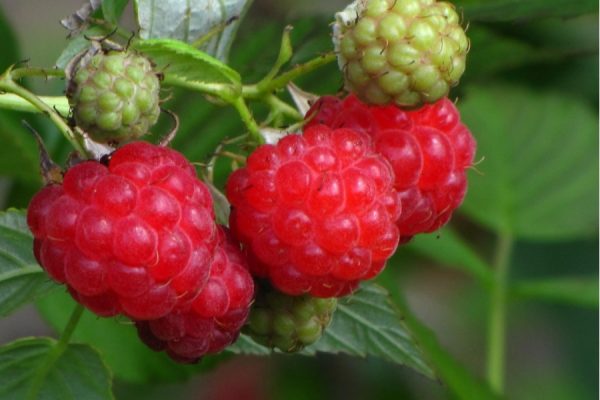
[0,94,70,116]
[0,71,87,156]
[243,52,337,99]
[26,304,85,400]
[486,232,513,395]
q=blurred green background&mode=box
[0,1,597,399]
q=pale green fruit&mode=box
[334,0,468,107]
[68,51,161,143]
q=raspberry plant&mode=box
[0,1,597,400]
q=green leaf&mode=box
[404,228,493,285]
[55,26,105,69]
[0,209,55,317]
[227,333,271,356]
[460,0,598,22]
[0,337,113,400]
[0,111,41,182]
[460,85,599,240]
[102,0,129,24]
[0,8,40,183]
[133,0,252,61]
[465,17,598,83]
[397,300,499,400]
[511,277,599,308]
[36,289,217,384]
[310,284,435,377]
[229,283,436,379]
[0,5,19,71]
[377,268,500,400]
[133,38,241,86]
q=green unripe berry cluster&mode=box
[68,50,161,143]
[334,0,468,107]
[245,289,337,353]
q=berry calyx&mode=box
[333,0,468,107]
[245,285,337,352]
[67,50,161,143]
[305,94,476,242]
[226,125,401,297]
[27,142,217,320]
[136,226,254,363]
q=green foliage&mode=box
[0,210,54,317]
[133,0,252,61]
[459,0,598,22]
[378,268,500,400]
[0,9,42,183]
[0,337,113,400]
[0,111,41,183]
[0,6,18,71]
[55,26,106,70]
[404,228,493,285]
[36,289,221,384]
[101,0,129,25]
[230,283,436,379]
[133,38,241,86]
[460,85,598,240]
[512,277,598,308]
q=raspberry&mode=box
[305,94,475,241]
[226,125,401,297]
[27,142,217,320]
[245,285,337,352]
[333,0,468,107]
[67,50,161,143]
[136,226,254,363]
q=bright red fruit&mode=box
[27,142,217,320]
[305,94,476,242]
[226,125,401,297]
[136,226,254,363]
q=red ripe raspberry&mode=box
[226,125,401,297]
[135,226,254,363]
[27,142,217,320]
[305,94,476,242]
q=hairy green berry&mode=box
[245,287,337,353]
[67,50,161,143]
[334,0,468,107]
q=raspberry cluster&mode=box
[26,1,474,360]
[333,0,468,107]
[305,94,475,242]
[28,142,255,361]
[226,125,401,298]
[136,227,254,363]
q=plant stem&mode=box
[266,94,302,121]
[243,52,337,99]
[486,232,513,395]
[0,93,70,115]
[0,74,86,156]
[10,67,65,81]
[232,97,262,144]
[161,75,237,99]
[26,304,84,400]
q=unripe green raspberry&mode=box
[67,50,161,143]
[334,0,468,107]
[245,287,337,353]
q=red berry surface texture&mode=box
[226,125,401,298]
[305,95,476,242]
[27,142,217,320]
[136,226,254,363]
